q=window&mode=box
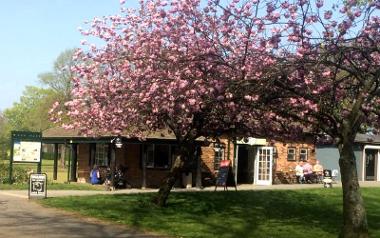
[214,143,225,170]
[95,144,109,166]
[144,144,172,169]
[287,148,296,161]
[299,148,308,161]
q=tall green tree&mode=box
[38,49,76,103]
[0,111,9,160]
[4,86,56,132]
[38,49,76,167]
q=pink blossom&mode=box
[316,0,323,8]
[324,10,332,20]
[322,70,331,77]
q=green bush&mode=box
[0,163,29,184]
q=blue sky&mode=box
[0,0,137,111]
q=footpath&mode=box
[0,189,162,238]
[2,181,380,199]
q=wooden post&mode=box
[8,134,14,184]
[53,143,58,180]
[67,144,71,183]
[141,144,146,189]
[70,144,78,182]
[196,146,202,188]
[110,144,116,186]
[234,141,238,185]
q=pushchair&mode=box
[104,166,131,191]
[322,169,333,188]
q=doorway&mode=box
[365,149,377,181]
[237,145,254,184]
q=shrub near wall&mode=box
[0,163,29,184]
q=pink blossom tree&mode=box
[61,0,276,207]
[234,1,380,237]
[58,0,380,236]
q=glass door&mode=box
[255,147,273,185]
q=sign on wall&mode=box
[28,173,47,199]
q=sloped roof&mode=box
[42,127,177,140]
[355,133,380,144]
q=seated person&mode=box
[90,165,101,185]
[295,161,304,184]
[303,162,313,183]
[313,160,324,182]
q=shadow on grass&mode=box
[159,189,342,238]
[40,188,380,238]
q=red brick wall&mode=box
[122,143,170,188]
[274,141,316,173]
[200,138,234,176]
[75,138,314,186]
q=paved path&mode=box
[2,181,380,199]
[0,191,162,238]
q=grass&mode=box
[0,182,104,190]
[1,158,69,183]
[38,188,380,238]
[0,158,103,190]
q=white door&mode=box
[255,147,273,185]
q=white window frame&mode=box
[287,148,296,161]
[299,148,308,161]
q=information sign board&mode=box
[13,140,41,162]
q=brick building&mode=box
[42,127,315,187]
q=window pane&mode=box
[214,147,224,170]
[95,144,109,166]
[146,145,155,168]
[287,148,296,161]
[299,149,308,161]
[155,145,170,168]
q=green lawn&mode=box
[38,188,380,238]
[0,158,102,190]
[1,158,69,183]
[0,182,104,190]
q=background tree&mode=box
[0,49,76,167]
[0,112,9,160]
[39,49,75,104]
[4,86,56,131]
[39,49,76,167]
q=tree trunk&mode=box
[338,141,368,238]
[153,142,196,207]
[153,154,184,207]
